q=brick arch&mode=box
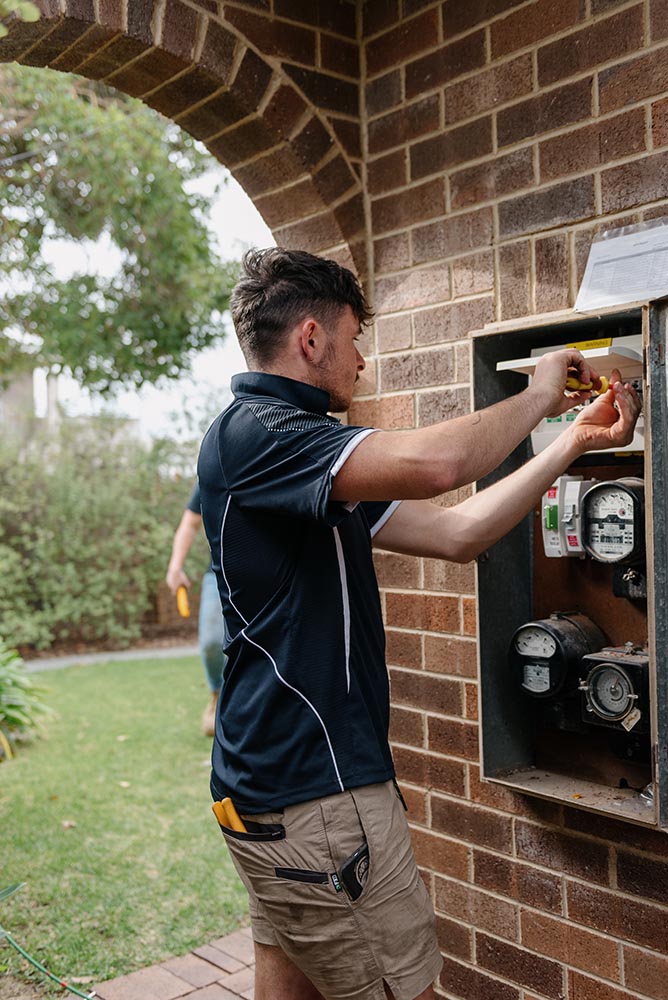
[1,0,367,277]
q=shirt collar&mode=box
[231,372,332,416]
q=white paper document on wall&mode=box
[575,218,668,312]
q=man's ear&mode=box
[298,318,323,361]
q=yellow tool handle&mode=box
[565,375,609,394]
[176,585,190,618]
[212,797,247,832]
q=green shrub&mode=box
[0,639,50,749]
[0,419,209,651]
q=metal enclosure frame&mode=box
[473,304,668,829]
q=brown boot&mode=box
[202,690,219,737]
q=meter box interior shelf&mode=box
[472,305,668,829]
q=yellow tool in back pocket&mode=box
[212,797,247,832]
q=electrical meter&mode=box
[581,477,645,565]
[579,644,650,735]
[542,475,596,558]
[509,613,606,698]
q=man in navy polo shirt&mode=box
[197,248,640,1000]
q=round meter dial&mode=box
[582,663,637,721]
[582,478,644,564]
[509,613,606,699]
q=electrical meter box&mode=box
[472,304,668,829]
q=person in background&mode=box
[166,482,226,736]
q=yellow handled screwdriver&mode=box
[176,585,190,617]
[565,375,609,395]
[212,797,247,832]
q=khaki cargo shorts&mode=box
[218,780,443,1000]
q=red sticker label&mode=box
[547,488,557,499]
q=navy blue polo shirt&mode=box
[197,372,400,813]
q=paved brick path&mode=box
[95,928,255,1000]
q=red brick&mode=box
[424,635,478,678]
[161,0,198,60]
[233,147,306,198]
[443,0,526,36]
[17,18,97,68]
[380,345,455,391]
[373,550,421,588]
[313,155,359,204]
[376,263,451,312]
[284,65,357,116]
[413,298,492,346]
[161,954,220,987]
[515,820,610,883]
[371,178,445,234]
[386,591,460,633]
[464,682,478,720]
[225,7,317,63]
[617,851,668,904]
[600,45,668,113]
[491,0,583,58]
[368,95,440,155]
[423,557,475,594]
[348,394,414,431]
[374,231,411,273]
[199,19,238,79]
[651,0,668,40]
[209,930,254,965]
[106,49,189,98]
[411,826,471,878]
[443,54,533,126]
[538,4,644,87]
[477,934,563,998]
[520,911,620,979]
[467,765,527,813]
[330,117,362,160]
[393,745,468,795]
[624,946,668,1000]
[385,628,422,667]
[321,33,359,78]
[535,234,570,313]
[567,881,668,953]
[389,666,462,715]
[333,191,366,241]
[540,109,646,183]
[177,92,248,142]
[404,784,428,822]
[473,849,563,913]
[127,2,153,43]
[451,148,534,210]
[274,0,356,36]
[462,597,476,636]
[418,386,470,425]
[436,913,473,961]
[389,705,425,746]
[98,0,124,30]
[436,875,519,940]
[273,210,344,253]
[653,96,668,147]
[499,242,531,319]
[377,314,412,353]
[368,149,408,196]
[76,35,147,80]
[261,84,308,135]
[601,150,668,214]
[412,208,494,265]
[210,117,279,170]
[428,716,479,760]
[564,807,668,858]
[406,31,487,99]
[366,69,402,118]
[411,117,493,181]
[438,956,521,1000]
[50,24,114,73]
[455,342,470,381]
[452,251,494,296]
[292,116,335,169]
[96,965,193,1000]
[366,8,441,76]
[568,971,631,1000]
[498,77,593,147]
[149,66,222,118]
[363,0,400,38]
[432,797,513,851]
[499,177,595,239]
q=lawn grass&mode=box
[0,656,248,992]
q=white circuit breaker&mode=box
[541,475,597,558]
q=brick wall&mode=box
[350,3,668,999]
[5,1,668,997]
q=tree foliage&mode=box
[0,65,238,392]
[0,0,39,39]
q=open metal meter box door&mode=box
[472,302,668,829]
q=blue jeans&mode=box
[198,569,226,692]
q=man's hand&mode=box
[567,368,641,453]
[166,566,190,595]
[528,349,605,417]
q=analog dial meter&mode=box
[514,627,557,659]
[509,614,606,699]
[582,663,637,721]
[582,478,645,564]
